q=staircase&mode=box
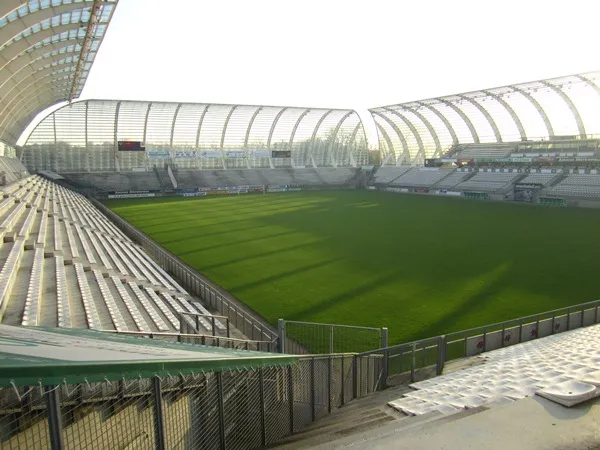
[272,384,488,449]
[167,164,178,188]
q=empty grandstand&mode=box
[0,173,231,337]
[2,0,600,447]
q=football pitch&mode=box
[105,190,600,345]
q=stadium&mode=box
[1,1,600,449]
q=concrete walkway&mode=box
[315,396,600,450]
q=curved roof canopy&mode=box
[22,100,368,172]
[370,71,600,164]
[0,0,118,147]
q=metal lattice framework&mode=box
[21,99,369,172]
[370,71,600,165]
[0,0,118,147]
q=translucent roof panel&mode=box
[370,71,600,163]
[22,100,369,172]
[0,0,118,146]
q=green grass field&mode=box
[105,191,600,345]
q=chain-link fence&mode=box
[278,320,386,354]
[0,354,381,450]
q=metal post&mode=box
[341,356,345,406]
[287,365,295,435]
[327,355,332,413]
[46,385,64,450]
[278,319,286,354]
[212,316,216,337]
[352,355,358,399]
[152,377,166,450]
[518,319,523,343]
[259,369,267,447]
[216,372,226,450]
[410,342,416,382]
[382,327,389,388]
[329,326,334,354]
[226,319,230,338]
[436,335,446,375]
[310,357,316,422]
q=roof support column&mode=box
[541,81,586,138]
[483,91,526,141]
[458,95,502,142]
[113,101,121,172]
[371,111,410,164]
[309,110,334,168]
[438,99,480,143]
[383,107,427,164]
[416,102,459,146]
[510,86,554,137]
[194,105,209,169]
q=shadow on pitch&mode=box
[230,257,339,293]
[183,239,329,271]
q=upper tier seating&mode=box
[389,323,600,415]
[372,166,412,185]
[455,170,521,193]
[432,170,473,189]
[0,175,224,335]
[456,145,513,159]
[544,174,600,198]
[518,172,561,186]
[390,168,455,187]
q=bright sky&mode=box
[18,0,600,145]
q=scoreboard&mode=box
[271,150,291,158]
[118,141,145,151]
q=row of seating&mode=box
[389,168,455,187]
[389,323,600,415]
[0,175,225,336]
[544,174,600,199]
[60,167,359,193]
[455,171,522,193]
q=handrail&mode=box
[282,319,381,331]
[359,298,600,356]
[104,329,277,349]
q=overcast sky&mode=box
[19,0,600,145]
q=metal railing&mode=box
[179,311,231,338]
[359,299,600,388]
[92,198,278,344]
[0,354,382,450]
[103,329,276,352]
[278,319,387,355]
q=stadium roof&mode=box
[369,71,600,165]
[0,0,118,147]
[22,99,369,171]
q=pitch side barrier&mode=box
[91,199,280,345]
[357,299,600,389]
